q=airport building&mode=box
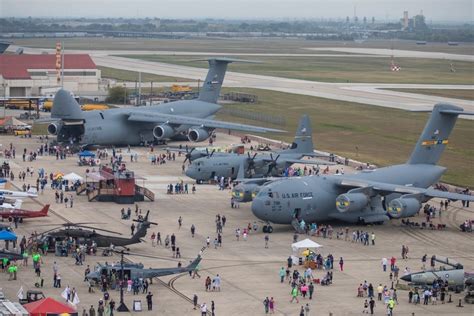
[0,54,101,97]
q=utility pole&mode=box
[138,71,142,106]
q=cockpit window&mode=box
[268,192,273,198]
[290,142,297,149]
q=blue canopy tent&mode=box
[78,150,96,158]
[0,230,17,241]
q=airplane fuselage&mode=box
[185,152,305,181]
[57,100,220,146]
[251,164,446,224]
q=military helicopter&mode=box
[86,250,203,283]
[35,211,157,250]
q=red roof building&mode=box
[0,54,100,97]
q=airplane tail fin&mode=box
[407,103,474,165]
[51,89,83,120]
[39,204,49,215]
[198,58,257,103]
[284,114,314,155]
[186,247,205,271]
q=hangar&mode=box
[0,54,101,97]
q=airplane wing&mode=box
[279,158,335,166]
[127,111,285,134]
[336,178,474,201]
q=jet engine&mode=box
[188,127,211,142]
[153,124,175,140]
[388,197,421,218]
[47,123,61,135]
[336,193,369,213]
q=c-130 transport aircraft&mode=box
[42,58,283,146]
[251,103,474,232]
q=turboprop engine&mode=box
[188,127,212,142]
[153,124,175,140]
[388,197,421,218]
[336,193,369,213]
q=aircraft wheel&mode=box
[267,226,273,233]
[262,225,268,233]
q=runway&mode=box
[9,45,474,118]
[92,55,474,119]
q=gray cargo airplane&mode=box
[41,58,283,146]
[184,115,331,182]
[251,103,474,232]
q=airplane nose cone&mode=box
[400,274,412,282]
[184,167,194,178]
[251,197,270,221]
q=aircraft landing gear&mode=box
[262,223,273,233]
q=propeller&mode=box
[266,153,280,176]
[133,210,158,226]
[183,145,196,165]
[205,148,215,158]
[246,152,258,175]
[37,223,123,235]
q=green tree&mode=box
[106,86,127,103]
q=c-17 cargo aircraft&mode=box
[251,103,474,232]
[185,115,331,182]
[41,58,283,146]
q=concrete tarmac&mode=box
[0,133,473,315]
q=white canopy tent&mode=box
[291,238,323,252]
[291,238,323,265]
[63,172,84,182]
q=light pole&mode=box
[1,83,7,118]
[116,250,129,312]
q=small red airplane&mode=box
[0,204,49,220]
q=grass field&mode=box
[215,88,474,187]
[120,54,474,84]
[99,66,193,82]
[13,37,474,55]
[384,88,474,101]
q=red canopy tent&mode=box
[23,297,77,316]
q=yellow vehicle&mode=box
[81,104,110,111]
[5,99,38,111]
[14,130,31,136]
[42,100,53,112]
[171,84,192,93]
[42,100,109,112]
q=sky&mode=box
[1,0,473,22]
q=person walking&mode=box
[309,282,314,300]
[339,257,344,271]
[193,294,198,310]
[290,286,299,303]
[269,297,275,314]
[371,232,375,245]
[146,292,153,311]
[279,267,285,283]
[263,297,270,314]
[369,297,375,315]
[265,234,269,248]
[200,302,207,316]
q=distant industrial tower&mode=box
[403,11,409,30]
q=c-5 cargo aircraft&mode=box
[185,115,331,182]
[251,103,474,232]
[41,58,283,146]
